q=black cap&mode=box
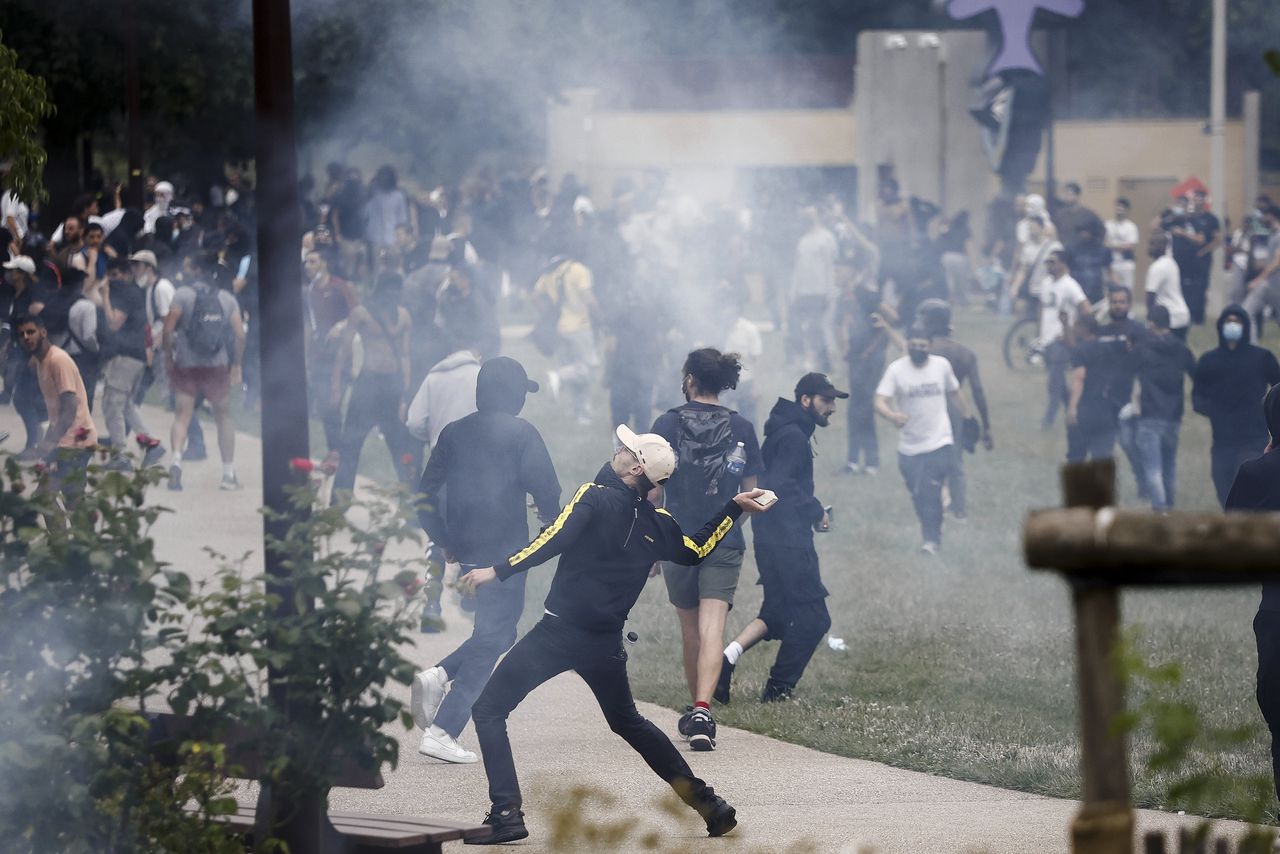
[795,372,849,400]
[479,356,539,394]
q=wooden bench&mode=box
[150,712,488,852]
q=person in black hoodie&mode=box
[1193,305,1280,506]
[411,356,561,765]
[717,373,844,705]
[455,424,771,844]
[1225,383,1280,798]
[1132,305,1196,510]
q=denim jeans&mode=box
[434,570,527,739]
[1043,341,1071,427]
[1134,418,1180,510]
[471,615,713,813]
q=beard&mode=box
[805,402,830,427]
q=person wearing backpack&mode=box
[649,348,762,751]
[162,249,246,491]
[45,268,101,411]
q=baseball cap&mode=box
[479,356,539,393]
[128,249,159,269]
[614,424,677,484]
[795,372,849,400]
[3,256,36,275]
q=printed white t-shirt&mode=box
[875,355,959,456]
[1038,273,1088,343]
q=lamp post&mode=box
[251,0,314,848]
[1209,0,1226,304]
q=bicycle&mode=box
[1002,301,1045,371]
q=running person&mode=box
[452,425,772,844]
[650,348,762,750]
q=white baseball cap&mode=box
[2,255,35,275]
[128,249,159,269]
[615,424,676,484]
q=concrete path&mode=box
[1,402,1256,853]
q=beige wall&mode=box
[1042,120,1247,225]
[548,89,1256,230]
[548,88,855,203]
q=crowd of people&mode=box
[7,159,1280,843]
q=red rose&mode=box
[290,457,315,474]
[136,434,161,449]
[33,463,47,475]
[74,427,91,442]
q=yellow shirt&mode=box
[534,260,594,335]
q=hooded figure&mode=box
[417,356,560,565]
[1192,305,1280,505]
[410,355,561,763]
[1225,383,1280,800]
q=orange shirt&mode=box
[36,345,97,449]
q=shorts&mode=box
[662,547,744,610]
[169,364,231,403]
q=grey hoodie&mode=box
[405,349,480,446]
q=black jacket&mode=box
[495,463,743,633]
[417,363,560,564]
[751,398,824,545]
[1192,307,1280,448]
[1226,451,1280,611]
[1136,331,1195,422]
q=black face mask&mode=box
[908,348,929,366]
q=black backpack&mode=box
[664,406,738,527]
[186,283,228,358]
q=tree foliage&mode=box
[0,29,53,202]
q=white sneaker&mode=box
[418,725,478,764]
[827,635,849,652]
[411,666,449,731]
[546,370,561,401]
[921,542,940,556]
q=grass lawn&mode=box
[232,302,1268,820]
[500,307,1273,822]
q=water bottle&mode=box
[725,442,746,478]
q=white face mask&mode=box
[1222,321,1245,342]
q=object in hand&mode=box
[817,505,833,532]
[753,489,778,508]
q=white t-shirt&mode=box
[1020,238,1062,298]
[876,355,959,456]
[146,277,176,343]
[1039,274,1088,343]
[1105,218,1140,266]
[1145,255,1190,329]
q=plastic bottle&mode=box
[725,442,746,477]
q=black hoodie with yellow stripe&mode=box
[495,463,742,634]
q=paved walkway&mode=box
[2,402,1255,852]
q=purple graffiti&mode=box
[948,0,1084,76]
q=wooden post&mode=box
[1063,461,1134,854]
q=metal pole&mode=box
[251,0,315,849]
[1243,91,1261,209]
[1209,0,1226,302]
[125,0,144,208]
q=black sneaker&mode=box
[676,706,695,741]
[713,657,734,705]
[760,681,793,703]
[465,807,528,845]
[687,708,717,751]
[420,597,444,634]
[696,793,737,838]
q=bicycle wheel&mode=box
[1003,317,1041,371]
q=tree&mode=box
[0,29,52,202]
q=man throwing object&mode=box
[456,425,773,845]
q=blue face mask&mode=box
[1223,321,1244,342]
